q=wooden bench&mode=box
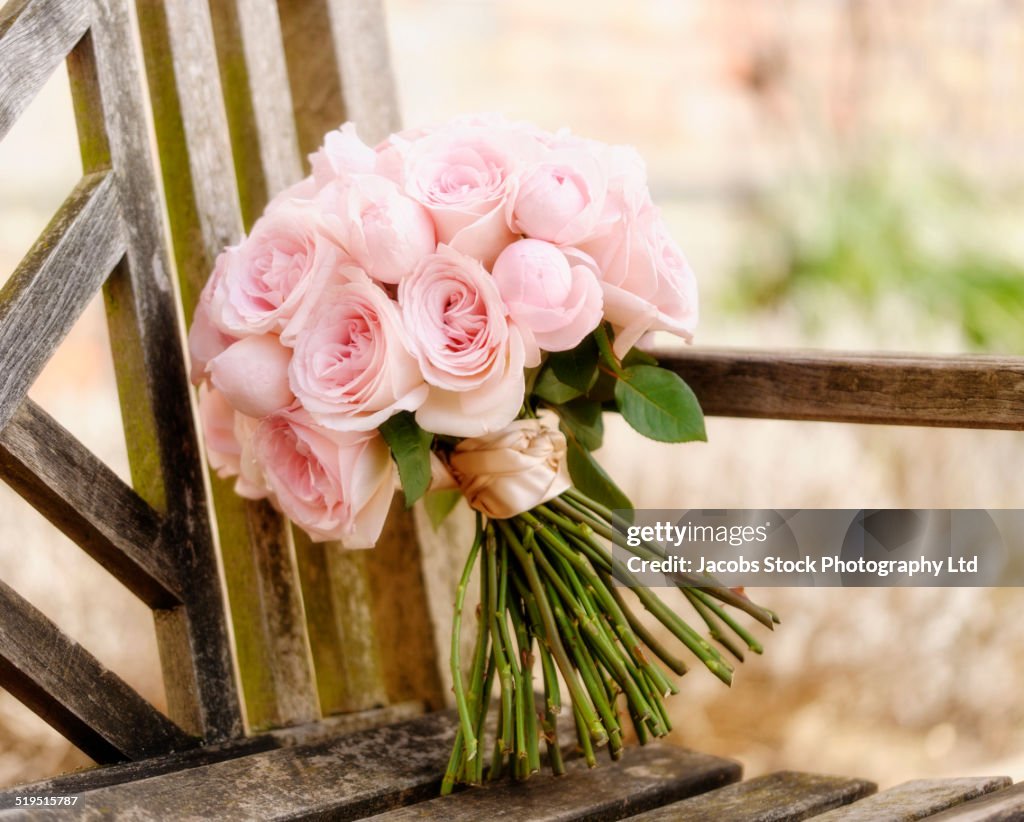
[1,0,1022,819]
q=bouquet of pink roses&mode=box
[189,114,776,791]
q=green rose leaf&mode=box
[549,336,600,395]
[380,411,433,507]
[565,437,633,516]
[423,489,462,530]
[586,345,657,402]
[556,397,604,451]
[622,346,659,368]
[533,364,583,404]
[614,365,706,443]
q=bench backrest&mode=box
[0,0,441,765]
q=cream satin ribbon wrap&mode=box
[441,413,572,519]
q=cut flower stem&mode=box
[442,487,775,793]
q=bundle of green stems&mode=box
[442,487,778,794]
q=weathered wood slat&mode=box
[365,498,446,707]
[814,776,1012,821]
[368,745,740,821]
[133,0,319,730]
[277,2,446,712]
[278,0,399,152]
[133,0,244,315]
[208,0,303,228]
[322,0,401,142]
[0,579,196,764]
[69,0,245,740]
[0,702,421,800]
[0,399,181,608]
[0,171,124,432]
[0,712,456,821]
[922,781,1024,821]
[626,770,876,822]
[660,348,1024,430]
[293,534,388,714]
[0,0,90,140]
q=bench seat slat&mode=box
[0,712,455,821]
[921,781,1024,821]
[813,776,1012,821]
[625,770,876,822]
[0,172,124,432]
[660,347,1024,430]
[0,579,196,764]
[0,715,739,821]
[0,399,182,607]
[367,745,740,822]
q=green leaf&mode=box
[622,346,659,368]
[549,336,600,394]
[379,412,433,506]
[565,437,633,516]
[587,345,658,403]
[556,398,604,451]
[533,363,583,404]
[423,489,462,530]
[614,365,707,443]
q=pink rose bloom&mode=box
[507,148,607,246]
[198,385,268,499]
[250,410,396,547]
[580,201,698,356]
[310,123,376,188]
[400,126,541,267]
[208,334,295,418]
[265,176,318,211]
[398,245,526,438]
[491,239,603,361]
[289,279,427,431]
[207,201,344,337]
[198,384,243,479]
[188,274,237,385]
[317,175,436,284]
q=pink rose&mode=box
[580,201,698,356]
[398,245,526,437]
[208,334,295,418]
[198,384,243,479]
[198,385,267,499]
[207,201,344,337]
[317,175,436,284]
[288,279,427,431]
[310,123,376,188]
[250,410,395,546]
[507,148,607,245]
[265,176,318,211]
[491,239,603,360]
[400,126,541,266]
[188,276,237,385]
